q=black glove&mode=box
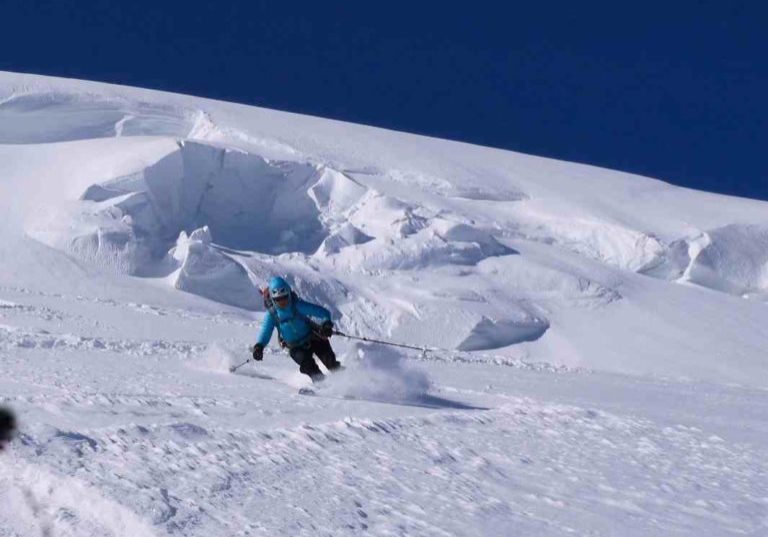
[252,344,264,361]
[320,321,334,338]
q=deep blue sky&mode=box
[2,1,766,200]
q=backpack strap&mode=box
[262,288,286,347]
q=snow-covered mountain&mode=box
[0,71,766,537]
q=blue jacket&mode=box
[256,296,331,348]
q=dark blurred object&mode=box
[0,406,16,451]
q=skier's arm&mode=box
[256,312,276,347]
[296,300,332,323]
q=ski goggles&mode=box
[270,287,290,303]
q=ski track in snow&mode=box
[4,358,767,537]
[0,325,204,356]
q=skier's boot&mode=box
[327,361,344,373]
[310,372,326,384]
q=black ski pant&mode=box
[289,335,340,379]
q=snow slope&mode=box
[0,71,766,536]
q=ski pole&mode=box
[229,358,250,373]
[332,330,430,354]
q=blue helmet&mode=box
[268,276,291,300]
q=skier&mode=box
[252,277,341,382]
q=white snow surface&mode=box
[0,71,767,536]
